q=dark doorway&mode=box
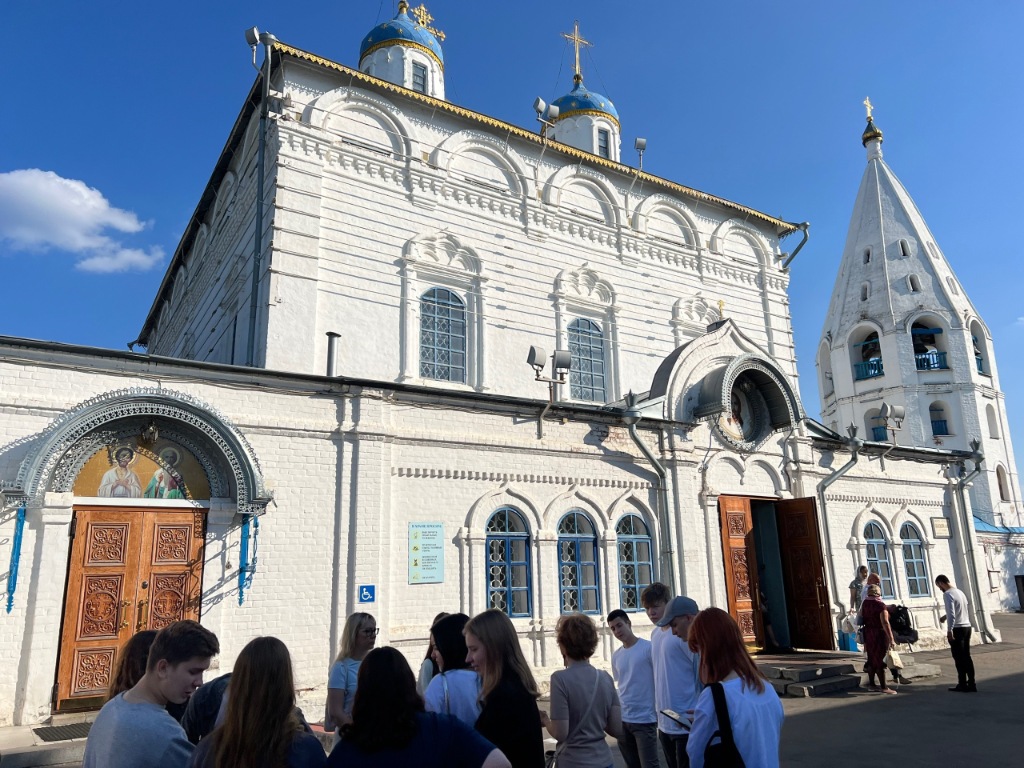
[718,496,833,651]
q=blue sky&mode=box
[2,1,1023,473]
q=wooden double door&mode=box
[55,507,206,711]
[719,496,832,650]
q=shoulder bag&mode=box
[545,668,602,768]
[703,682,746,768]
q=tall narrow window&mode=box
[863,247,872,265]
[568,318,606,402]
[908,274,922,293]
[987,405,1000,439]
[900,523,930,597]
[485,507,532,617]
[852,330,883,380]
[420,288,466,382]
[899,239,911,258]
[864,522,895,599]
[997,466,1011,502]
[558,511,600,614]
[860,282,870,301]
[616,515,653,611]
[929,402,950,436]
[411,62,428,94]
[597,129,610,159]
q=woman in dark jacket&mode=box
[464,610,545,768]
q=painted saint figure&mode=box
[98,447,143,498]
[145,447,185,499]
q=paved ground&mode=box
[607,612,1024,768]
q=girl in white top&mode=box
[423,613,482,727]
[326,612,377,733]
[685,608,784,768]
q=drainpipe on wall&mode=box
[622,393,680,595]
[954,443,997,643]
[816,424,864,616]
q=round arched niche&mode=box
[13,388,268,513]
[693,355,802,451]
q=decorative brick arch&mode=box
[10,388,268,513]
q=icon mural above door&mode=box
[73,439,211,500]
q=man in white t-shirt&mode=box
[607,609,660,768]
[642,584,701,768]
[935,574,977,692]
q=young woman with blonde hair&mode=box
[464,609,544,767]
[188,636,324,768]
[326,612,376,732]
[684,608,784,768]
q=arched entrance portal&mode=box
[10,388,268,713]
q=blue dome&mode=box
[359,6,444,70]
[551,79,619,125]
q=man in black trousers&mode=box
[935,574,977,693]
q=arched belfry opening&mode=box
[5,388,268,714]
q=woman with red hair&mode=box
[684,608,784,768]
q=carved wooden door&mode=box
[56,508,205,712]
[718,496,762,646]
[775,498,833,650]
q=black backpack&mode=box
[704,682,746,768]
[889,605,913,635]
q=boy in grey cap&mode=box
[649,591,702,768]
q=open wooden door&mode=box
[774,498,833,650]
[718,496,762,646]
[56,507,205,711]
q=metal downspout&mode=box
[622,394,679,594]
[246,35,275,367]
[781,222,810,270]
[955,450,997,643]
[816,432,863,615]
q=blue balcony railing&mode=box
[916,351,948,371]
[931,420,949,436]
[853,359,884,380]
[872,426,889,441]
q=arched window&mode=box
[987,405,1000,439]
[865,408,886,442]
[485,507,532,617]
[860,282,870,302]
[420,288,467,382]
[997,466,1011,502]
[864,522,895,599]
[851,329,883,380]
[970,321,989,376]
[899,239,912,258]
[908,274,922,293]
[568,319,606,402]
[558,511,600,614]
[929,401,950,436]
[900,523,929,597]
[615,515,653,611]
[912,320,947,370]
[863,247,872,265]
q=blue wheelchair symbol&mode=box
[358,585,376,603]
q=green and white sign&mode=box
[409,522,444,584]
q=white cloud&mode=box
[1017,317,1024,327]
[0,169,163,272]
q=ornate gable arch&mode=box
[465,485,542,532]
[543,165,621,229]
[554,264,616,309]
[543,486,607,533]
[10,388,268,512]
[632,194,698,246]
[709,219,772,265]
[431,130,531,197]
[306,87,414,159]
[403,230,483,276]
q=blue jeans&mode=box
[617,721,661,768]
[658,730,689,768]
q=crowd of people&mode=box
[84,582,793,768]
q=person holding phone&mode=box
[684,608,783,768]
[464,610,545,768]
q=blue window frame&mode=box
[615,515,653,611]
[900,523,930,597]
[568,318,606,402]
[485,507,532,617]
[558,511,600,614]
[864,522,895,599]
[420,288,466,383]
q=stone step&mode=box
[0,740,85,768]
[786,674,863,697]
[758,662,856,682]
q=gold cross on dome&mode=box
[864,96,874,120]
[561,20,592,81]
[411,3,446,41]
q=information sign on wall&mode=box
[931,517,951,539]
[409,523,444,584]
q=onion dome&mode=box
[861,116,883,147]
[360,1,444,70]
[551,75,619,127]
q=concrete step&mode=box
[0,740,85,768]
[786,674,863,697]
[758,662,856,682]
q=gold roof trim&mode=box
[361,38,444,71]
[553,107,620,129]
[274,42,799,235]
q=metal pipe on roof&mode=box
[781,222,810,269]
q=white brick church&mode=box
[1,3,1021,725]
